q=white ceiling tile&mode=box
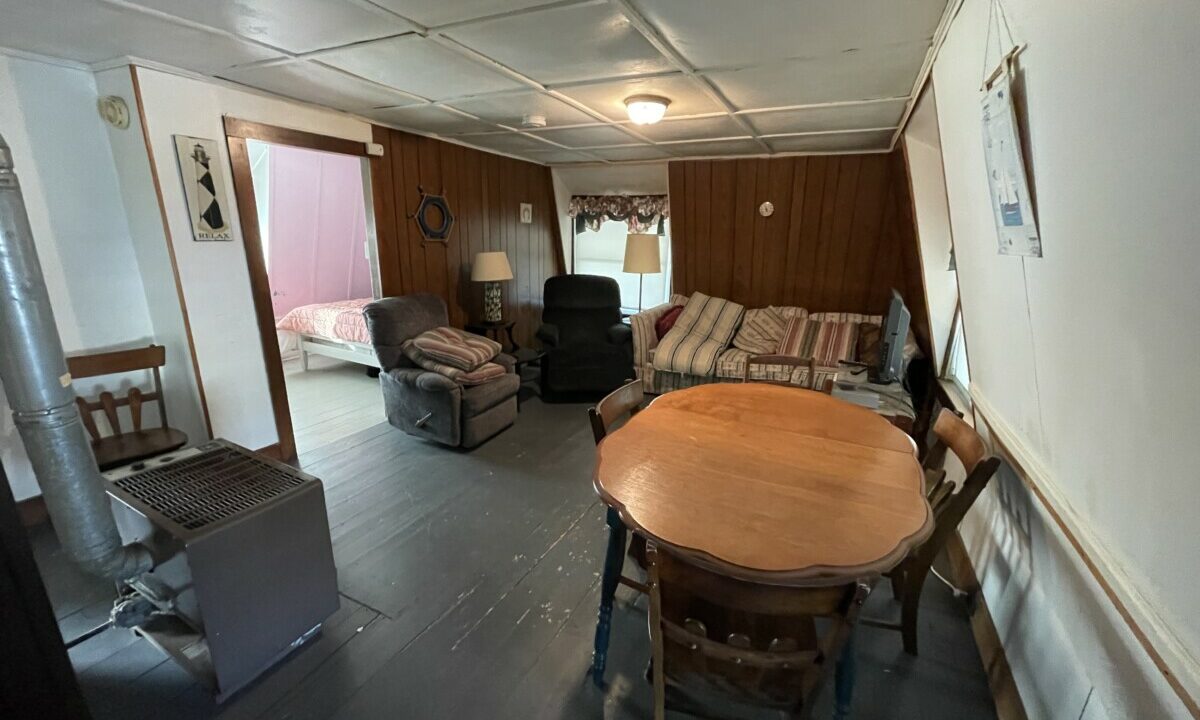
[220,61,422,111]
[457,132,559,153]
[555,74,721,121]
[365,105,499,134]
[766,130,894,154]
[586,145,673,162]
[447,92,596,128]
[633,115,744,142]
[319,35,523,101]
[522,148,599,164]
[631,0,947,69]
[0,0,279,71]
[443,3,674,84]
[529,125,639,148]
[123,0,414,54]
[370,0,560,28]
[743,99,907,135]
[707,42,930,109]
[657,139,762,157]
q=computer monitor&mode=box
[871,290,910,384]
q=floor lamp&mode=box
[624,233,661,312]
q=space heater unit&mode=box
[104,440,339,702]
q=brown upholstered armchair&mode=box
[363,294,519,448]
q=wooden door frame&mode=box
[222,117,370,462]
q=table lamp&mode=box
[471,251,514,323]
[623,233,661,312]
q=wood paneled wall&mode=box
[369,127,564,347]
[667,150,930,350]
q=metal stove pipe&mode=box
[0,131,153,580]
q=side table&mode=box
[465,319,518,353]
[510,348,545,410]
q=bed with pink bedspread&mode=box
[275,298,379,369]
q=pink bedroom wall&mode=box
[265,145,372,318]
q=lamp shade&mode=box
[471,251,514,282]
[623,234,661,274]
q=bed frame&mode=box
[298,334,379,370]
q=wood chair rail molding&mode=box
[594,383,931,586]
[129,65,213,439]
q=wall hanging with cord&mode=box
[408,185,454,243]
[979,0,1040,257]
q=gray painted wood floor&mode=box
[31,366,998,719]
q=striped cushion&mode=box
[405,326,499,371]
[731,306,787,354]
[653,292,745,376]
[422,357,507,385]
[779,316,863,366]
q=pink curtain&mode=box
[265,146,371,318]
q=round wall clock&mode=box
[759,201,774,217]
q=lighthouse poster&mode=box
[173,136,233,241]
[981,70,1041,257]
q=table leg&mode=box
[833,627,856,720]
[592,507,627,687]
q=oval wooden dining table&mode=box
[589,383,933,714]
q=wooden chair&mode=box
[67,345,188,471]
[647,542,868,720]
[864,408,1000,655]
[587,379,644,447]
[588,379,648,686]
[743,354,834,393]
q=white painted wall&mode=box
[129,67,372,450]
[0,52,156,500]
[902,89,957,369]
[93,66,208,453]
[930,0,1200,717]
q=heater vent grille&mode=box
[112,444,306,530]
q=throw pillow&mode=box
[731,306,787,354]
[405,326,500,371]
[655,305,685,339]
[652,292,746,376]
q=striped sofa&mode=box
[630,293,883,394]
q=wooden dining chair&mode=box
[743,354,834,393]
[67,345,188,471]
[587,379,644,446]
[866,408,1000,655]
[588,379,648,686]
[646,542,868,720]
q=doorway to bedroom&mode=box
[228,122,384,462]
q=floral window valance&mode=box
[568,195,670,234]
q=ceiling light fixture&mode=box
[624,95,670,125]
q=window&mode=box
[944,303,971,392]
[573,219,672,312]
